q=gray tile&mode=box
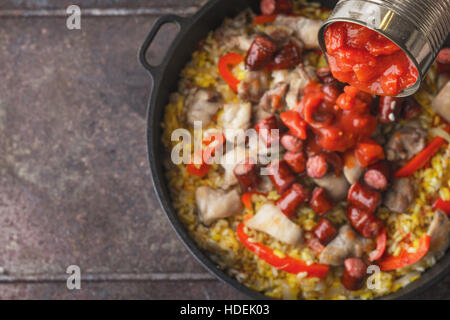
[0,0,205,10]
[0,280,247,299]
[0,16,203,275]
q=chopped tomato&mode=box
[280,110,307,140]
[237,220,329,278]
[218,53,243,92]
[325,22,418,96]
[368,228,387,261]
[378,234,430,271]
[354,140,385,168]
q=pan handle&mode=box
[139,14,186,79]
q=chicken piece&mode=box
[246,203,303,245]
[319,225,370,266]
[313,173,350,202]
[427,210,450,259]
[219,102,252,143]
[385,125,427,162]
[220,147,249,189]
[228,34,255,52]
[273,15,323,49]
[257,82,289,114]
[185,89,221,126]
[238,70,271,103]
[264,24,294,43]
[383,177,414,213]
[343,164,363,185]
[431,81,450,123]
[195,186,243,225]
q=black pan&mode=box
[139,0,450,299]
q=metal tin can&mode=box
[318,0,450,96]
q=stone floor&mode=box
[0,0,448,299]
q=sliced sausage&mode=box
[281,133,304,152]
[276,183,309,217]
[270,41,302,70]
[306,154,329,178]
[378,96,403,123]
[313,218,337,245]
[283,151,307,173]
[310,187,334,216]
[255,115,280,147]
[260,0,293,15]
[342,258,367,291]
[245,35,278,71]
[266,160,296,194]
[234,159,260,193]
[401,97,421,120]
[364,161,390,191]
[347,181,382,213]
[347,205,384,238]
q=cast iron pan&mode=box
[140,0,450,299]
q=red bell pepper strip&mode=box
[394,125,450,178]
[218,53,243,93]
[378,234,430,271]
[432,197,450,215]
[368,228,387,262]
[280,110,307,140]
[236,221,329,278]
[241,192,266,210]
[253,14,277,25]
[186,149,211,178]
[187,132,225,177]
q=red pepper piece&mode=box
[237,220,329,278]
[432,196,450,216]
[241,192,266,210]
[218,53,243,92]
[394,126,450,178]
[378,234,430,271]
[368,228,387,261]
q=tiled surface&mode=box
[0,0,448,300]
